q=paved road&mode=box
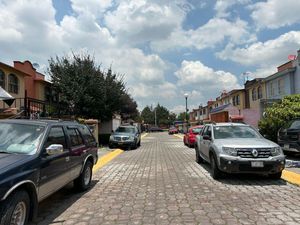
[31,133,300,225]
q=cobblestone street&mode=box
[31,133,300,225]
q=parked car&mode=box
[0,119,98,225]
[149,126,163,132]
[195,123,285,179]
[168,127,178,134]
[278,119,300,154]
[183,125,203,147]
[109,125,141,149]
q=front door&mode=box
[38,126,71,201]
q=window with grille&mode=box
[0,70,5,89]
[252,88,257,101]
[257,86,262,99]
[8,74,18,94]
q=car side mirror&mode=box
[46,144,64,155]
[203,135,211,140]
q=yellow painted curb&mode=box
[282,169,300,186]
[173,134,184,139]
[93,149,124,172]
[141,133,148,139]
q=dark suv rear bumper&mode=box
[218,155,285,174]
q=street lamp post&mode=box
[184,93,189,133]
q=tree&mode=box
[141,104,177,126]
[120,93,139,120]
[141,106,154,124]
[258,94,300,142]
[177,112,188,121]
[48,53,137,121]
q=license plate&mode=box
[284,144,289,149]
[251,162,264,167]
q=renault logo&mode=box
[252,149,259,157]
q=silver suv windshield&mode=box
[115,127,135,133]
[0,123,45,154]
[213,126,261,139]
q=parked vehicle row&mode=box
[0,119,98,225]
[190,123,285,179]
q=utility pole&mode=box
[154,107,157,126]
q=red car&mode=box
[183,125,204,147]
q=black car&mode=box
[0,119,98,225]
[149,126,163,132]
[278,119,300,153]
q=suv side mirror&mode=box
[46,144,63,155]
[203,135,211,140]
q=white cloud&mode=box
[70,0,112,16]
[104,0,187,45]
[151,17,256,52]
[216,31,300,77]
[214,0,250,18]
[250,0,300,29]
[130,81,177,100]
[175,60,240,89]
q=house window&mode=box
[203,108,206,114]
[236,95,240,105]
[8,74,18,94]
[0,70,5,89]
[252,88,257,101]
[278,79,284,95]
[257,86,262,99]
[269,82,275,97]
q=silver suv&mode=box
[195,123,285,179]
[109,125,141,149]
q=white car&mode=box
[195,123,285,179]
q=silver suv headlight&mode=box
[222,147,237,156]
[129,136,135,141]
[271,147,282,156]
[109,135,114,141]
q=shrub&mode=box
[258,94,300,142]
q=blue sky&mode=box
[1,0,300,113]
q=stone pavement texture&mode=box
[30,133,300,225]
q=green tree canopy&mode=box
[258,94,300,142]
[48,53,137,121]
[141,104,176,126]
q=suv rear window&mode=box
[79,125,95,144]
[68,128,84,147]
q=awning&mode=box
[0,87,15,106]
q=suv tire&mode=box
[195,145,204,164]
[0,190,30,225]
[269,171,282,179]
[74,161,93,191]
[210,154,222,179]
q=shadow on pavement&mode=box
[29,180,99,225]
[198,162,287,186]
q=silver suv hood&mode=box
[214,138,278,148]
